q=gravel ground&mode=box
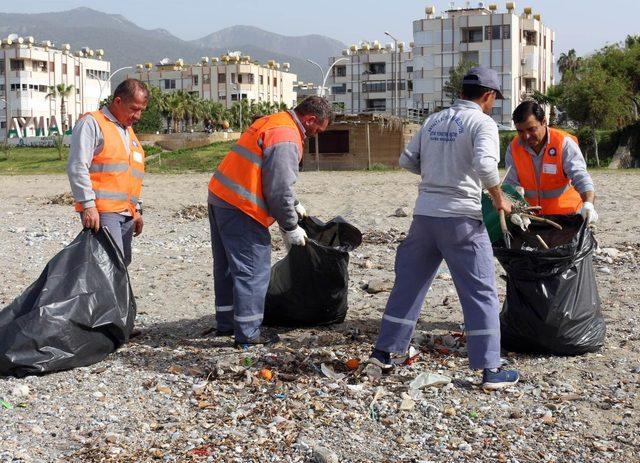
[0,171,639,463]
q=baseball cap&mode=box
[462,67,504,99]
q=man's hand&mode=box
[133,211,144,236]
[579,201,599,224]
[280,226,307,250]
[294,201,307,220]
[486,185,513,215]
[82,207,100,232]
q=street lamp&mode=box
[306,57,349,97]
[88,66,133,104]
[384,31,399,117]
[232,84,242,131]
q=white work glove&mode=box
[280,226,307,251]
[580,202,599,224]
[294,201,307,220]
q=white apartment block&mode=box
[412,3,555,127]
[293,81,322,104]
[325,41,414,117]
[1,34,110,140]
[129,53,298,109]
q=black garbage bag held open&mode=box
[493,215,605,355]
[0,228,136,377]
[264,216,362,327]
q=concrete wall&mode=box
[137,131,240,151]
[302,122,420,171]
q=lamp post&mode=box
[0,97,8,148]
[306,57,349,97]
[88,66,133,104]
[232,84,242,131]
[384,31,399,117]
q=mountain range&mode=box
[0,7,347,84]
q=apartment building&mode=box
[412,3,555,126]
[325,41,414,117]
[1,34,110,140]
[293,81,322,104]
[129,53,298,109]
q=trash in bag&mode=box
[0,228,136,377]
[493,215,605,355]
[264,216,362,327]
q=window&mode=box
[0,121,5,129]
[62,63,68,74]
[461,28,483,43]
[366,99,386,111]
[0,84,4,91]
[259,75,264,85]
[203,74,211,84]
[231,73,236,83]
[193,75,199,85]
[334,66,346,77]
[49,61,55,72]
[0,60,4,74]
[363,81,386,93]
[408,80,413,92]
[308,130,349,154]
[491,107,501,116]
[386,81,406,91]
[75,66,80,77]
[503,25,511,39]
[39,85,47,92]
[10,59,25,71]
[273,78,277,88]
[33,60,48,72]
[484,25,502,40]
[238,74,243,83]
[367,62,386,74]
[218,73,226,83]
[331,83,346,94]
[164,79,176,89]
[406,66,413,73]
[523,30,537,46]
[249,74,255,84]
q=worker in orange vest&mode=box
[207,96,333,347]
[67,79,148,266]
[503,101,597,222]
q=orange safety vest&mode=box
[510,128,583,215]
[74,110,145,215]
[208,111,304,227]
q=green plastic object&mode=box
[482,184,525,243]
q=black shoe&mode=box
[234,332,280,348]
[201,326,234,337]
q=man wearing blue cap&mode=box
[368,67,520,390]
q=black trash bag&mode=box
[0,228,136,377]
[264,216,362,327]
[493,214,605,355]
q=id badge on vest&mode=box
[133,151,143,163]
[542,163,557,175]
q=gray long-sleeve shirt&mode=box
[67,107,133,211]
[503,132,595,194]
[400,99,501,220]
[209,110,306,230]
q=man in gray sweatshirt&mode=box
[369,67,520,390]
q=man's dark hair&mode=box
[512,100,545,124]
[113,78,149,102]
[461,83,494,100]
[294,96,334,122]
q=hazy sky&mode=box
[6,0,640,56]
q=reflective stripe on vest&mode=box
[74,110,145,214]
[510,128,582,215]
[208,111,304,227]
[213,171,269,212]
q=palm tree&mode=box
[557,49,581,82]
[46,84,75,133]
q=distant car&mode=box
[495,123,514,131]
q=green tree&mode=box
[46,84,75,133]
[561,63,631,166]
[530,84,564,125]
[443,59,476,104]
[557,49,582,82]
